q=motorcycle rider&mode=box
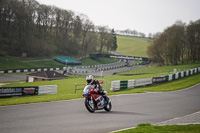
[86,75,108,103]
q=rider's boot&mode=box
[99,90,108,105]
[104,96,109,105]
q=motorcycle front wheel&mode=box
[85,97,96,113]
[104,98,112,112]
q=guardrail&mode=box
[111,67,200,91]
[0,59,147,74]
[0,67,63,74]
[0,60,123,74]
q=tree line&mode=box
[0,0,117,58]
[147,19,200,65]
[116,29,146,38]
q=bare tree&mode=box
[148,20,200,65]
[98,26,109,54]
[0,0,115,57]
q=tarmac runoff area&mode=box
[112,111,200,132]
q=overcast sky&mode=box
[37,0,200,35]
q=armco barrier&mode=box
[0,67,63,74]
[164,75,169,82]
[134,78,152,87]
[128,80,135,89]
[111,78,152,91]
[110,80,120,92]
[153,77,165,83]
[111,67,200,91]
[120,80,128,90]
[0,59,127,75]
[0,85,57,97]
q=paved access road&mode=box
[0,84,200,133]
[0,74,26,82]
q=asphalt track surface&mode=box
[0,65,144,82]
[0,74,26,82]
[0,84,200,133]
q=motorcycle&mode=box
[82,85,112,113]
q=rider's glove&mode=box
[94,88,99,93]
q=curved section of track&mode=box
[0,84,200,133]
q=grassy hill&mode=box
[0,35,150,70]
[116,35,151,57]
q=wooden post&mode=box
[74,83,85,93]
[75,83,77,93]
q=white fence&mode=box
[111,67,200,92]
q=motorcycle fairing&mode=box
[83,89,89,95]
[83,85,94,96]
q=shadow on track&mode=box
[95,110,146,115]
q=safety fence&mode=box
[71,62,126,74]
[0,85,57,97]
[0,67,63,74]
[0,59,145,74]
[0,60,123,74]
[111,67,200,91]
[60,60,127,75]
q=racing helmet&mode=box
[86,75,94,84]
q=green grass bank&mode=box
[116,35,151,57]
[113,123,200,133]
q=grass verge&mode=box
[114,123,200,133]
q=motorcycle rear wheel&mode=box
[85,97,96,113]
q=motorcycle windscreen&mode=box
[83,85,94,95]
[83,89,89,95]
